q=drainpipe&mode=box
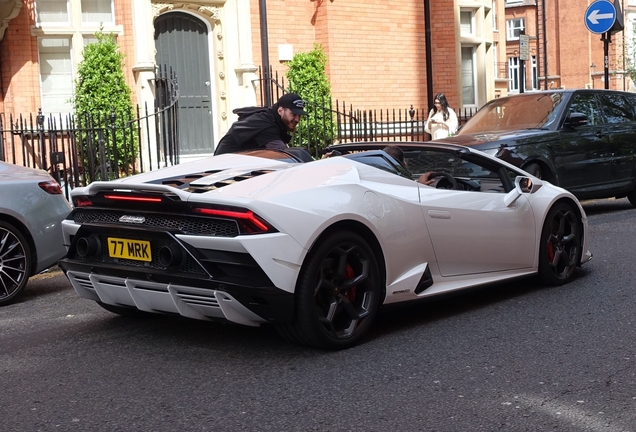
[542,0,548,90]
[259,0,272,106]
[424,0,434,110]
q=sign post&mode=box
[584,0,618,89]
[519,33,530,93]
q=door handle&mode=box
[427,210,451,219]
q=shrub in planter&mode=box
[72,31,136,181]
[285,43,336,156]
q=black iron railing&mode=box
[0,66,179,200]
[254,67,476,155]
[2,66,477,197]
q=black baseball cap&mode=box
[277,93,308,115]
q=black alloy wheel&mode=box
[0,221,32,305]
[276,231,382,349]
[538,202,581,285]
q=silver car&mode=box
[0,162,72,305]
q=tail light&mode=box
[38,180,62,195]
[191,206,276,234]
[72,196,93,207]
[103,194,163,203]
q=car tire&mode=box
[0,221,32,306]
[524,162,542,179]
[538,202,582,285]
[276,231,382,349]
[96,301,157,318]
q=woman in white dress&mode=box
[425,93,459,140]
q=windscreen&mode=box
[458,92,566,134]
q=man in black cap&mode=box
[213,93,308,155]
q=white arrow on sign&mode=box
[587,9,614,25]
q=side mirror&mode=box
[564,112,589,127]
[504,176,543,207]
[516,175,542,193]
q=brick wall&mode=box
[251,0,459,112]
[114,0,137,104]
[0,0,138,118]
[0,2,40,116]
[516,1,624,91]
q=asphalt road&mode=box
[1,197,636,432]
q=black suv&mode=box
[438,90,636,206]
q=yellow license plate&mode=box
[107,237,152,262]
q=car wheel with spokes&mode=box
[538,202,582,285]
[276,231,382,349]
[0,221,32,306]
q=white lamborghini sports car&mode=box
[58,143,591,349]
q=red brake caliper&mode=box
[343,264,356,302]
[547,240,555,262]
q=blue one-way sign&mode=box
[585,0,617,34]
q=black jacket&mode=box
[214,105,291,155]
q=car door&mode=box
[599,93,636,188]
[419,187,536,277]
[409,151,537,277]
[554,91,613,192]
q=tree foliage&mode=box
[285,43,336,155]
[73,31,136,180]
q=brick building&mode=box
[0,1,503,158]
[504,0,636,92]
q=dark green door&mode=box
[155,12,214,155]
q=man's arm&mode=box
[417,172,435,185]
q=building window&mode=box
[38,37,74,113]
[506,0,523,4]
[34,0,121,114]
[460,10,475,36]
[462,47,476,106]
[36,0,70,25]
[493,43,498,78]
[492,0,498,30]
[508,57,519,92]
[531,56,538,90]
[81,0,114,24]
[506,18,525,40]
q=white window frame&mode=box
[461,46,477,108]
[33,0,121,115]
[531,56,538,90]
[80,0,115,26]
[37,36,74,114]
[35,0,71,26]
[508,57,520,92]
[506,18,525,40]
[506,0,523,4]
[493,42,498,78]
[460,9,476,37]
